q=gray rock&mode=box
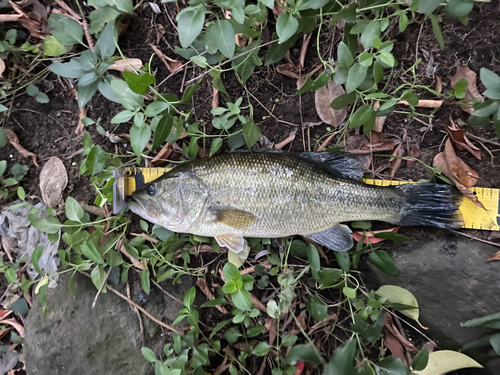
[24,271,192,374]
[362,236,500,374]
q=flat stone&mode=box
[24,272,192,374]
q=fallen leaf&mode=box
[487,251,500,261]
[384,313,418,352]
[388,143,405,178]
[212,87,219,109]
[275,127,298,149]
[0,317,24,337]
[155,24,165,44]
[298,33,312,72]
[433,152,485,209]
[235,33,246,48]
[373,101,386,133]
[397,99,443,108]
[39,156,68,207]
[0,14,23,22]
[277,63,300,79]
[435,75,442,93]
[294,361,305,375]
[109,58,144,72]
[4,129,38,166]
[315,81,347,127]
[196,278,228,314]
[348,132,395,155]
[376,285,423,327]
[444,139,479,187]
[0,59,5,78]
[406,145,420,168]
[448,116,481,159]
[450,62,484,114]
[0,326,11,340]
[150,44,183,73]
[413,350,482,375]
[10,0,49,38]
[352,226,401,244]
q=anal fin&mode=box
[306,224,353,252]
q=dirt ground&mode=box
[0,0,500,373]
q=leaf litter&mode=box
[39,156,67,208]
[4,129,38,166]
[448,115,481,159]
[450,61,484,114]
[314,81,347,127]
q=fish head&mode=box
[127,172,210,232]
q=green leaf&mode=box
[206,19,235,58]
[77,79,99,108]
[242,119,261,148]
[42,35,71,57]
[152,114,173,150]
[110,79,144,110]
[346,64,367,94]
[30,218,63,234]
[412,344,429,371]
[349,104,374,129]
[285,345,323,366]
[145,102,169,117]
[183,286,196,309]
[373,232,409,242]
[111,110,134,124]
[223,261,242,283]
[26,84,38,96]
[418,0,441,14]
[461,311,500,327]
[265,32,298,66]
[209,319,231,339]
[253,342,271,356]
[141,267,150,294]
[48,14,83,45]
[360,21,380,49]
[232,288,252,311]
[413,351,482,374]
[141,347,157,362]
[335,251,350,271]
[481,68,500,91]
[376,356,410,374]
[94,21,117,60]
[358,52,374,67]
[317,268,342,287]
[282,334,298,346]
[180,80,201,104]
[177,6,206,48]
[351,312,384,342]
[130,124,151,156]
[89,7,120,34]
[399,13,409,32]
[276,13,298,44]
[376,285,420,323]
[65,196,84,222]
[201,298,228,308]
[5,268,16,284]
[324,338,357,375]
[429,14,444,49]
[91,265,107,292]
[307,243,321,281]
[445,0,473,18]
[337,41,353,70]
[306,294,328,321]
[210,138,223,156]
[123,71,156,95]
[223,326,242,343]
[86,145,108,175]
[0,129,7,148]
[296,71,329,95]
[0,160,6,175]
[379,52,396,68]
[343,286,357,299]
[368,250,398,276]
[81,242,104,264]
[330,92,357,110]
[31,245,44,274]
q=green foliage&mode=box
[0,160,29,201]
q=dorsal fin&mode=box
[298,152,365,180]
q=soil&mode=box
[0,0,500,374]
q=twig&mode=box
[80,271,183,334]
[80,202,105,217]
[245,87,299,128]
[449,230,500,247]
[91,266,112,308]
[465,132,500,147]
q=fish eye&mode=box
[146,184,157,196]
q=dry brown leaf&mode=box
[150,44,182,73]
[151,143,172,166]
[196,278,228,314]
[315,81,347,127]
[451,61,484,114]
[120,242,143,269]
[212,87,219,109]
[373,101,386,133]
[388,143,405,178]
[0,59,5,78]
[444,139,479,187]
[0,318,24,337]
[39,156,68,208]
[448,116,481,159]
[298,33,312,72]
[9,0,49,38]
[109,58,143,72]
[385,330,407,364]
[235,33,246,48]
[276,63,299,79]
[435,75,442,93]
[397,99,443,108]
[384,313,418,352]
[275,127,298,149]
[4,129,38,166]
[406,145,420,168]
[0,14,23,22]
[352,226,401,244]
[433,152,485,209]
[487,251,500,261]
[345,135,371,169]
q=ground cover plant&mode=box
[0,0,499,373]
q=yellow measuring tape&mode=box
[113,167,500,231]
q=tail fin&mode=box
[394,183,463,229]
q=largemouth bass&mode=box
[127,152,462,265]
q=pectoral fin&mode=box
[306,224,353,252]
[215,234,250,268]
[209,207,256,230]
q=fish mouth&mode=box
[126,196,160,220]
